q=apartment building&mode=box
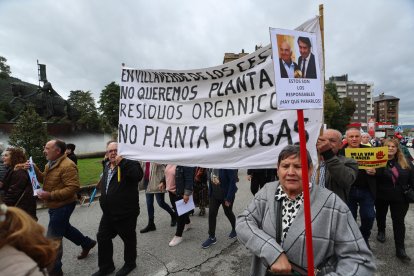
[328,74,374,125]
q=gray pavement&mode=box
[36,169,414,275]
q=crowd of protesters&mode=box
[0,128,413,275]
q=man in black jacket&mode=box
[313,129,358,203]
[343,128,377,250]
[92,142,143,276]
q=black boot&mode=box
[396,247,411,263]
[140,221,156,233]
[199,207,205,216]
[377,231,386,243]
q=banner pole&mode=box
[319,4,325,82]
[297,109,314,275]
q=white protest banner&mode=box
[119,17,323,169]
[270,27,323,110]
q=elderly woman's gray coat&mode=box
[236,181,376,276]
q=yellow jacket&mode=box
[34,155,80,209]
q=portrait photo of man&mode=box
[277,36,300,79]
[297,36,317,79]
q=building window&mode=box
[353,116,359,120]
[361,98,366,101]
[361,92,366,95]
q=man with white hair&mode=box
[343,128,377,249]
[312,129,358,203]
[361,133,372,147]
[279,41,299,78]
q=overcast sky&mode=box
[1,0,413,124]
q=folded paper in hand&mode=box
[175,195,195,216]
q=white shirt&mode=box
[282,59,295,78]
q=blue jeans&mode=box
[347,186,376,241]
[48,201,94,273]
[144,179,175,220]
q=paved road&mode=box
[37,169,414,275]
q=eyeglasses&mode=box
[107,149,117,154]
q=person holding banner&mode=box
[0,147,37,220]
[168,166,195,247]
[93,142,143,276]
[343,128,377,249]
[236,145,375,275]
[312,129,358,203]
[375,139,413,263]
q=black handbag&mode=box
[402,185,414,203]
[265,199,307,276]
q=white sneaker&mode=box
[169,236,183,247]
[184,223,191,232]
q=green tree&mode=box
[67,90,100,131]
[98,82,120,132]
[323,92,340,128]
[324,83,356,133]
[9,105,48,169]
[0,56,11,79]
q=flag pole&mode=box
[316,4,326,185]
[297,109,314,275]
[319,4,325,82]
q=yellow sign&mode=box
[345,147,388,169]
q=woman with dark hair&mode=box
[236,145,375,275]
[375,138,414,263]
[0,204,58,275]
[0,147,37,219]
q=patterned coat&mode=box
[236,181,376,276]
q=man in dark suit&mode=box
[279,41,299,78]
[297,36,317,79]
[92,142,143,276]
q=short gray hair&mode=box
[345,128,361,137]
[324,129,342,141]
[277,145,312,169]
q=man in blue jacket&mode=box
[202,169,238,249]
